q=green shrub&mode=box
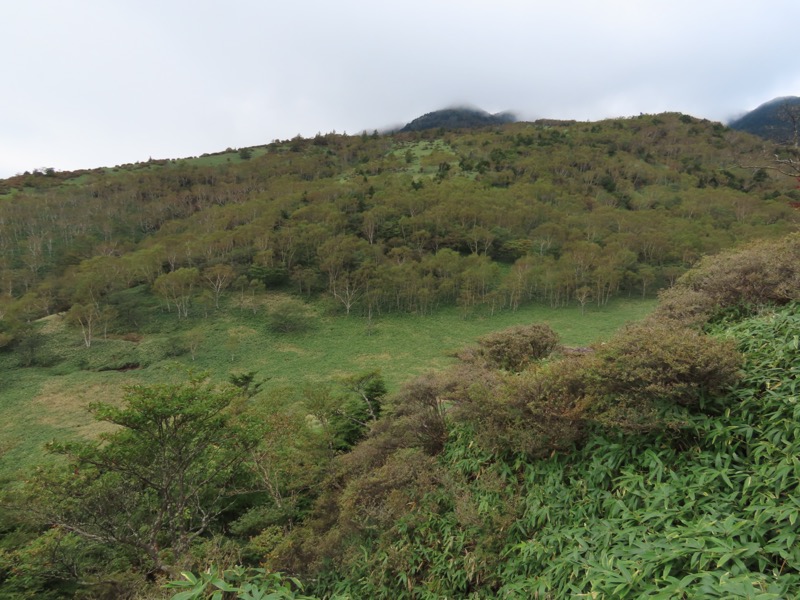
[338,448,440,532]
[452,356,589,458]
[388,372,451,456]
[453,317,742,455]
[267,298,314,334]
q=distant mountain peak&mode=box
[729,96,800,144]
[399,107,517,132]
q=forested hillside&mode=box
[0,113,796,347]
[1,114,800,598]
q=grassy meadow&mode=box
[0,295,655,478]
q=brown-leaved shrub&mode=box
[453,355,590,458]
[586,322,742,430]
[476,323,560,372]
[652,233,800,326]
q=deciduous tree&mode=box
[36,376,260,576]
[154,267,199,319]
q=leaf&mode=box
[171,591,203,600]
[181,571,200,585]
[211,578,237,592]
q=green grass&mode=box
[177,295,655,391]
[188,147,269,167]
[392,139,458,178]
[0,295,655,478]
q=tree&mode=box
[318,235,372,315]
[302,371,387,453]
[340,370,387,423]
[575,285,593,314]
[36,376,260,576]
[154,267,200,319]
[202,264,236,309]
[267,297,313,334]
[66,303,100,348]
[14,323,45,367]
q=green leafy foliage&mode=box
[266,298,315,334]
[165,565,318,600]
[228,369,265,397]
[302,371,388,452]
[26,375,261,576]
[587,321,742,428]
[301,304,800,599]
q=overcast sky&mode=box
[2,0,799,178]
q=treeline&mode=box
[0,113,797,347]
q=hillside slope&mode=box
[273,234,800,599]
[0,112,796,345]
[1,112,800,595]
[729,96,800,145]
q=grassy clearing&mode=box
[188,147,270,167]
[392,140,458,177]
[183,296,655,390]
[0,296,655,478]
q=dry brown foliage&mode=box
[651,233,800,326]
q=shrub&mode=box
[651,233,800,327]
[338,448,440,531]
[267,298,314,334]
[455,317,742,448]
[389,372,451,456]
[453,356,589,458]
[686,234,800,306]
[476,323,560,372]
[586,322,742,430]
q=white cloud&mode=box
[2,0,799,177]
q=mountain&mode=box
[3,111,800,598]
[398,106,516,132]
[728,96,800,144]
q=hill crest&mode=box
[398,106,516,132]
[729,96,800,144]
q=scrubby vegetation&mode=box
[2,115,800,598]
[265,234,800,599]
[2,230,799,598]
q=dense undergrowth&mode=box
[300,306,800,598]
[274,234,800,599]
[1,167,800,597]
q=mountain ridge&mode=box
[397,106,517,132]
[728,95,800,144]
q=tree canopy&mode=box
[33,375,260,576]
